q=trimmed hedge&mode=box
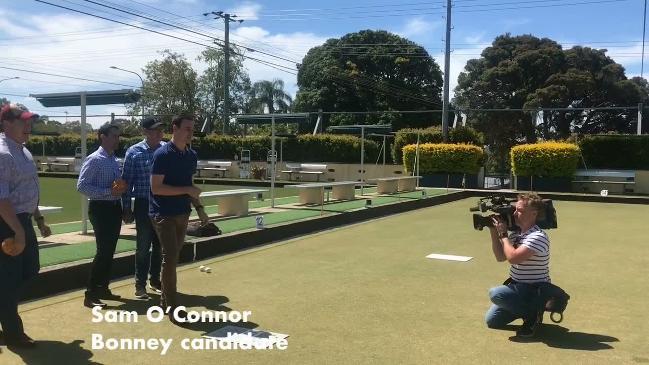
[393,126,483,164]
[402,143,485,174]
[578,135,649,169]
[511,142,580,178]
[26,133,379,163]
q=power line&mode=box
[34,0,298,75]
[0,65,137,88]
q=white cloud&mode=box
[229,2,262,21]
[430,34,486,97]
[398,17,441,39]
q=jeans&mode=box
[0,213,39,337]
[86,200,122,296]
[485,282,540,329]
[134,198,161,288]
[152,213,189,308]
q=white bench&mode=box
[281,163,327,181]
[199,188,267,216]
[370,176,421,194]
[572,169,635,194]
[197,161,233,178]
[287,181,357,205]
[40,157,75,172]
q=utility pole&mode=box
[441,0,452,142]
[204,11,243,134]
[642,0,647,78]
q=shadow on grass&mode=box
[3,339,103,365]
[509,324,619,350]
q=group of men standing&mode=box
[0,105,209,349]
[77,114,209,320]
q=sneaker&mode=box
[135,286,150,300]
[148,281,162,295]
[83,296,107,309]
[516,310,543,338]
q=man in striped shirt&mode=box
[485,192,550,338]
[77,123,127,309]
[122,117,165,300]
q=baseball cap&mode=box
[0,103,39,122]
[141,117,164,130]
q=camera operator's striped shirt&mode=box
[509,225,550,283]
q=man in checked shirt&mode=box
[121,117,165,301]
[77,123,127,308]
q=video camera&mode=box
[470,195,558,231]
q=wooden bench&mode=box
[281,163,327,181]
[40,157,75,172]
[572,169,635,194]
[38,206,62,215]
[199,188,267,216]
[197,161,233,178]
[287,181,357,205]
[370,176,421,194]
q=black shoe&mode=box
[84,296,107,308]
[97,289,122,300]
[135,286,150,300]
[5,333,37,349]
[516,310,543,338]
[148,281,162,295]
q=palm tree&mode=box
[251,79,292,114]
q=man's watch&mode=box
[195,205,204,210]
[499,231,508,239]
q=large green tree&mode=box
[294,30,443,131]
[196,46,252,133]
[138,50,199,124]
[250,79,292,114]
[454,34,648,169]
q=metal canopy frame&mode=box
[31,89,141,234]
[328,124,393,195]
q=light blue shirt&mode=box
[77,146,122,201]
[0,133,39,214]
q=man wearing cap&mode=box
[77,123,126,308]
[0,103,45,348]
[150,114,209,323]
[122,117,165,300]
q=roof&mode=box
[30,89,141,107]
[234,113,310,125]
[328,124,392,135]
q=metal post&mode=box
[80,92,88,234]
[639,103,643,135]
[441,0,452,142]
[271,115,276,208]
[223,14,230,134]
[382,135,386,166]
[360,126,365,196]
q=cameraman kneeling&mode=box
[485,192,550,338]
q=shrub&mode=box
[393,126,483,163]
[511,142,580,178]
[402,143,485,174]
[577,135,649,169]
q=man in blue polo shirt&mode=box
[150,114,208,323]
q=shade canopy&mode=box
[328,124,392,135]
[31,89,140,107]
[235,113,310,125]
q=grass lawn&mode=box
[39,177,296,224]
[7,198,648,364]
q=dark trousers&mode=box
[152,214,189,308]
[0,213,39,337]
[134,198,161,287]
[86,200,122,296]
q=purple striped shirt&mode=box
[0,133,39,214]
[77,146,122,201]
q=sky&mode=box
[0,0,646,127]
